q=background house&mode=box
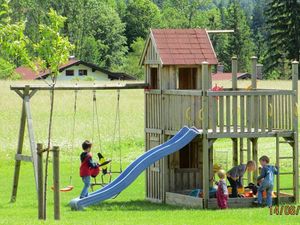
[15,58,135,81]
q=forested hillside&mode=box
[0,0,299,79]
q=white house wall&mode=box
[46,64,110,81]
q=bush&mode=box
[0,58,21,80]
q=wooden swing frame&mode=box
[9,82,147,220]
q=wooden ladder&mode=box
[276,135,295,205]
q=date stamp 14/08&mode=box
[270,205,300,215]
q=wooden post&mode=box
[251,138,258,180]
[276,135,280,205]
[247,139,251,182]
[232,56,238,90]
[11,91,27,202]
[232,138,238,166]
[52,146,60,220]
[232,57,238,160]
[24,87,38,193]
[251,56,257,89]
[37,143,44,220]
[239,138,244,164]
[292,61,299,203]
[201,62,209,208]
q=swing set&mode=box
[49,88,121,192]
[9,82,146,219]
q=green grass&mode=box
[0,80,300,225]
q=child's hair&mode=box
[246,160,256,168]
[259,155,270,164]
[82,140,92,150]
[217,169,226,179]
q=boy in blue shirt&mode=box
[254,155,278,207]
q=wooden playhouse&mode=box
[140,28,299,208]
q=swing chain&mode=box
[70,89,78,185]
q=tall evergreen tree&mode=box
[251,0,267,60]
[224,0,254,71]
[264,0,300,76]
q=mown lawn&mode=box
[0,80,299,225]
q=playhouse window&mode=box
[66,70,74,76]
[150,67,158,89]
[178,68,197,89]
[78,69,87,76]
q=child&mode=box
[216,170,228,209]
[79,140,99,199]
[254,155,278,207]
[227,160,256,198]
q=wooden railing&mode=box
[145,89,296,134]
[207,89,295,133]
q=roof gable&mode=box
[140,29,218,66]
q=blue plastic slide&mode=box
[70,126,199,210]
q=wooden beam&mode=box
[232,138,238,166]
[251,138,258,180]
[52,146,60,220]
[292,61,299,203]
[37,143,44,220]
[24,94,38,192]
[15,154,32,162]
[10,82,148,91]
[251,56,258,89]
[207,90,295,96]
[206,30,234,34]
[14,89,24,98]
[231,57,238,90]
[10,97,27,203]
[202,62,209,208]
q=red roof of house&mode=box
[212,72,248,80]
[15,59,80,80]
[15,59,136,80]
[150,29,218,65]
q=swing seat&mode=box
[51,185,74,192]
[99,160,111,167]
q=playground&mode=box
[0,79,299,225]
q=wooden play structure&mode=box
[9,28,299,217]
[140,29,299,208]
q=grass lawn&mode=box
[0,80,299,225]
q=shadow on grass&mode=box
[88,200,193,211]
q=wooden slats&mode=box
[146,89,294,138]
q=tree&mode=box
[264,0,300,76]
[34,8,74,219]
[0,0,31,68]
[251,0,267,60]
[161,0,211,28]
[118,37,145,79]
[65,0,127,68]
[124,0,162,47]
[223,0,254,71]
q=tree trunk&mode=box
[43,83,55,219]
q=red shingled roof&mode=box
[150,29,218,65]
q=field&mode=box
[0,80,299,225]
